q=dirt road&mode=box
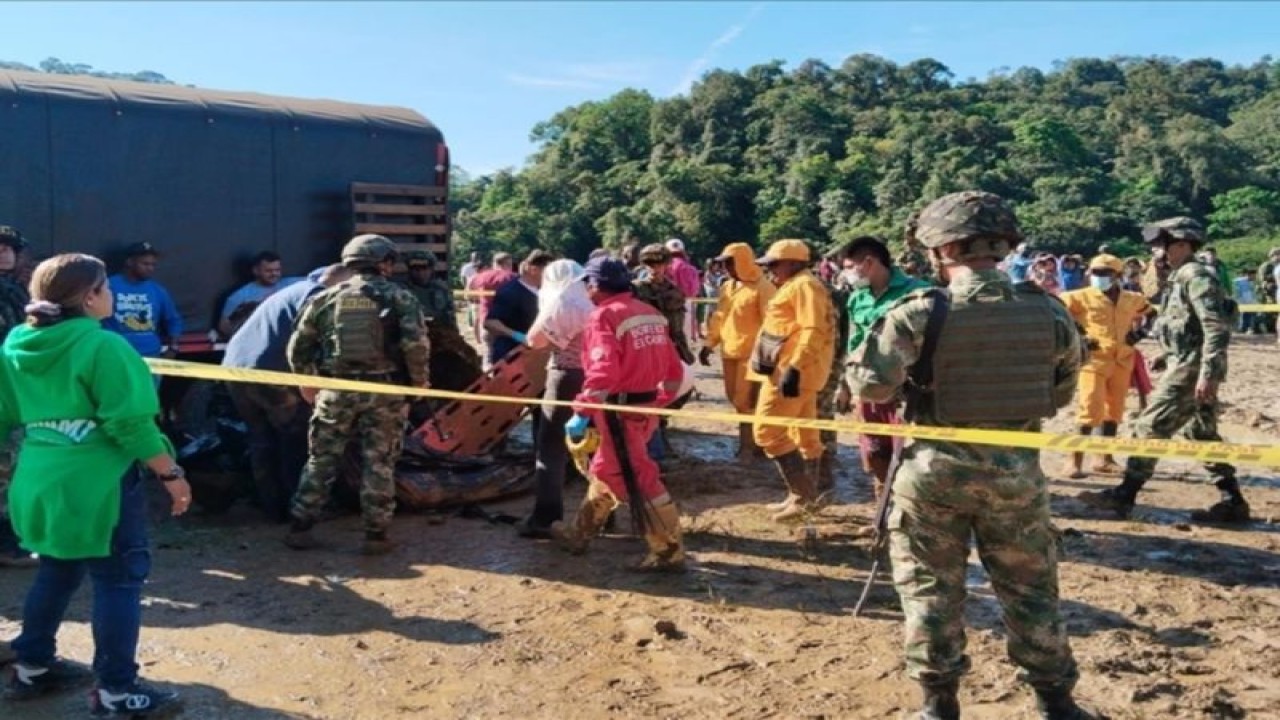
[2,336,1277,719]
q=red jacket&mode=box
[579,292,683,403]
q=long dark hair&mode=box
[25,253,107,328]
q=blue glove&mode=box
[510,331,528,345]
[565,414,589,441]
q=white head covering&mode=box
[530,259,593,351]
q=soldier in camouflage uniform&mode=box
[0,225,36,567]
[846,192,1091,720]
[1079,218,1250,524]
[400,249,456,329]
[284,234,430,555]
[633,244,695,365]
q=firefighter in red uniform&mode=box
[552,257,687,571]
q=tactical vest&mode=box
[930,285,1058,424]
[330,278,397,376]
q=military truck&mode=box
[0,68,451,346]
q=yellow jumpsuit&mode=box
[749,269,836,460]
[1061,287,1150,425]
[704,243,776,415]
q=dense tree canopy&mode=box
[452,54,1280,269]
[0,57,176,84]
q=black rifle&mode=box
[853,289,949,617]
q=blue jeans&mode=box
[11,466,150,690]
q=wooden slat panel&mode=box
[351,182,446,198]
[393,241,449,252]
[354,202,447,216]
[354,222,449,236]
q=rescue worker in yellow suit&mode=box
[1061,253,1152,477]
[748,239,836,523]
[699,242,776,461]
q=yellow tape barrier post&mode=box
[146,359,1280,469]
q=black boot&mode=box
[283,517,317,550]
[1034,686,1094,719]
[1190,476,1251,525]
[918,679,960,720]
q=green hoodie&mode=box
[0,317,169,559]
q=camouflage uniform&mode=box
[286,236,430,549]
[1080,218,1249,523]
[633,272,695,364]
[815,276,850,488]
[399,250,457,330]
[846,192,1087,719]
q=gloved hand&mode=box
[1084,336,1101,352]
[697,346,714,367]
[510,331,528,345]
[1124,328,1145,346]
[565,414,589,441]
[780,367,801,398]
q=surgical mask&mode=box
[839,268,870,289]
[1090,275,1113,291]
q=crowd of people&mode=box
[0,191,1273,717]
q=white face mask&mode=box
[1090,275,1113,291]
[839,268,870,289]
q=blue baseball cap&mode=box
[584,256,632,292]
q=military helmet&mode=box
[915,191,1024,249]
[341,234,397,266]
[639,243,671,263]
[0,225,27,251]
[404,249,438,267]
[1141,217,1205,246]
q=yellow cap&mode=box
[756,239,811,265]
[1088,253,1124,274]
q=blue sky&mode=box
[3,2,1278,176]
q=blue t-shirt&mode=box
[102,275,184,357]
[222,268,325,372]
[1006,253,1033,283]
[220,277,304,321]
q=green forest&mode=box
[450,54,1280,272]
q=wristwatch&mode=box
[158,466,186,482]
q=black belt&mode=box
[605,391,658,405]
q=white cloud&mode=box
[671,2,766,96]
[505,60,655,92]
[506,73,601,90]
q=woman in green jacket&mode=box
[0,254,190,717]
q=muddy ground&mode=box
[2,335,1279,719]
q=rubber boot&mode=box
[636,501,686,573]
[771,451,824,524]
[1034,686,1095,719]
[815,446,836,493]
[736,423,757,464]
[918,679,960,720]
[867,454,892,505]
[1092,422,1122,473]
[361,530,393,556]
[1069,425,1090,478]
[283,517,318,550]
[1189,475,1251,525]
[551,484,617,555]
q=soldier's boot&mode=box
[1034,686,1096,720]
[636,501,686,573]
[1076,475,1140,519]
[735,424,758,464]
[1091,422,1122,473]
[361,530,393,556]
[771,452,825,524]
[551,488,615,555]
[917,679,960,720]
[1069,425,1091,479]
[1189,474,1251,525]
[283,518,319,550]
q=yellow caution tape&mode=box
[146,359,1279,468]
[1238,304,1280,312]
